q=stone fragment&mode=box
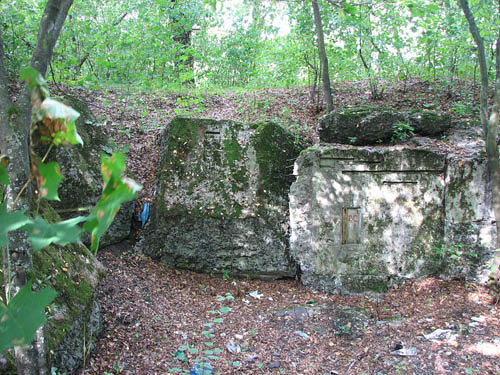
[390,347,418,356]
[317,106,452,145]
[136,117,302,279]
[408,109,452,136]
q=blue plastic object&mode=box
[190,362,213,375]
[138,203,149,228]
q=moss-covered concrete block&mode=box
[318,106,452,145]
[136,117,302,279]
[0,202,105,374]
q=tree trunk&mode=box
[488,41,500,250]
[458,0,489,136]
[311,0,334,112]
[0,1,73,374]
[458,0,500,277]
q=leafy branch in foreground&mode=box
[0,67,141,353]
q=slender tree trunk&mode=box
[458,0,489,136]
[459,1,500,278]
[311,0,334,112]
[0,1,73,374]
[487,42,500,250]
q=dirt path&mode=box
[81,242,500,375]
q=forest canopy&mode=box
[2,0,498,91]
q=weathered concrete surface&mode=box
[136,117,302,279]
[0,202,105,374]
[289,146,496,294]
[318,106,451,145]
[40,96,134,247]
[443,158,497,281]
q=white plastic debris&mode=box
[424,329,458,343]
[294,330,310,340]
[226,340,241,354]
[249,291,263,299]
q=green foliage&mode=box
[432,243,480,274]
[392,122,414,142]
[0,67,140,353]
[25,216,88,251]
[83,152,141,251]
[4,0,499,91]
[37,161,64,201]
[0,281,57,352]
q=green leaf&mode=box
[204,322,214,327]
[0,203,32,247]
[212,318,224,323]
[212,348,223,354]
[204,341,214,347]
[25,216,86,251]
[38,161,63,201]
[178,345,189,351]
[341,2,357,16]
[0,155,9,186]
[188,347,198,354]
[40,98,82,146]
[0,281,57,352]
[232,361,242,367]
[19,66,49,98]
[83,152,141,252]
[174,350,188,362]
[219,306,231,313]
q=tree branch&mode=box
[458,0,489,135]
[0,29,12,114]
[31,0,74,77]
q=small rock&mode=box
[294,330,310,340]
[390,347,418,356]
[234,334,244,340]
[268,361,281,369]
[471,316,486,323]
[424,329,458,343]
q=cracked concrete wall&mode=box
[290,146,496,294]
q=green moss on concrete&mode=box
[223,137,248,189]
[251,122,301,199]
[163,118,200,176]
[32,202,102,359]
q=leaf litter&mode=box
[78,241,500,375]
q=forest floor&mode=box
[53,78,500,375]
[82,242,500,375]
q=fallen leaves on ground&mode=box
[81,243,500,375]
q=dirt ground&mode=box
[81,242,499,375]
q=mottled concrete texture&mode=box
[290,146,496,294]
[136,117,302,279]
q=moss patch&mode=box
[251,122,301,199]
